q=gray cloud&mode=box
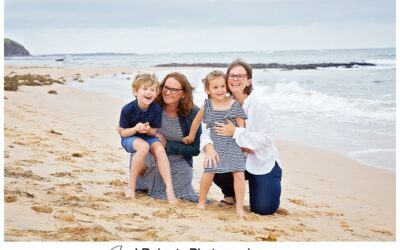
[5,0,395,30]
[4,0,395,54]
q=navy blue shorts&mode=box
[121,136,160,153]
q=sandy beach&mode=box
[3,65,396,241]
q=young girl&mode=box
[183,70,247,216]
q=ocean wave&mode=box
[260,82,395,122]
[347,149,396,170]
[365,59,396,65]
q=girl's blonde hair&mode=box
[202,70,226,98]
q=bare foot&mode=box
[167,195,178,205]
[166,190,177,204]
[124,188,136,199]
[236,208,245,217]
[196,203,206,210]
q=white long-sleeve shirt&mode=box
[200,92,281,175]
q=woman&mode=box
[200,58,282,215]
[133,72,201,202]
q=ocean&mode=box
[5,48,396,170]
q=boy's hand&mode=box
[116,125,122,135]
[140,122,150,134]
[134,123,148,133]
[182,135,194,144]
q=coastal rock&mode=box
[155,62,375,70]
[4,38,30,57]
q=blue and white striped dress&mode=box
[136,111,198,202]
[203,98,247,173]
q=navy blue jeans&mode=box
[213,162,282,215]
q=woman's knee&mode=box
[249,173,282,215]
[251,199,280,215]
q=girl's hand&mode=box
[182,135,195,144]
[203,144,220,168]
[214,119,236,137]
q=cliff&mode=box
[4,38,31,56]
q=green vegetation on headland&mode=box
[5,38,31,56]
[4,74,65,91]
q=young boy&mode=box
[118,73,177,204]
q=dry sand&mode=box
[3,65,396,241]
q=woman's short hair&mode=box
[226,58,253,95]
[156,72,195,117]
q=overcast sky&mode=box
[4,0,396,55]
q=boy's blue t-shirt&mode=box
[119,100,162,138]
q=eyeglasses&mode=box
[162,86,184,94]
[228,74,247,80]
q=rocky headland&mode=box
[5,38,31,57]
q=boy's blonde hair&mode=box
[132,73,159,91]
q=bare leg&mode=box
[150,142,177,204]
[125,139,149,199]
[197,172,215,210]
[233,171,246,216]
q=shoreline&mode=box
[4,65,395,241]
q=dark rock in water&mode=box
[4,38,30,56]
[56,58,64,62]
[155,62,375,70]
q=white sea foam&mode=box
[365,59,396,65]
[259,82,395,122]
[348,149,396,170]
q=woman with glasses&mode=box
[133,72,202,202]
[200,58,283,215]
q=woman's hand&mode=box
[156,133,167,148]
[203,144,220,168]
[214,119,236,137]
[241,147,255,154]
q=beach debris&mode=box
[48,90,57,94]
[72,73,84,83]
[54,213,75,222]
[51,172,73,177]
[31,205,53,214]
[152,207,184,219]
[71,152,83,157]
[4,74,64,91]
[371,227,393,236]
[109,179,126,186]
[276,208,290,216]
[4,195,17,203]
[49,129,62,135]
[288,198,308,207]
[256,233,278,241]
